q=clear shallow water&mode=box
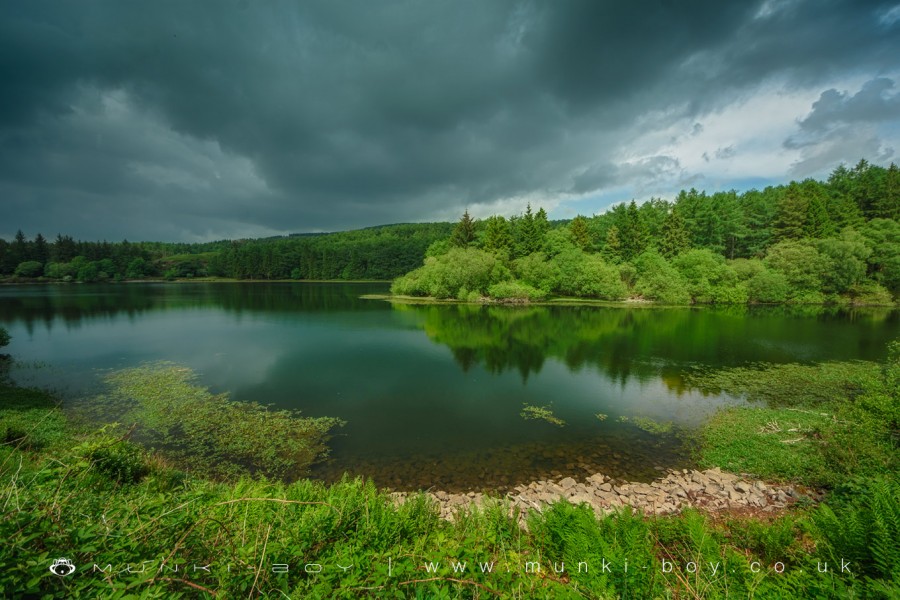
[1,283,897,490]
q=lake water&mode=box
[1,282,897,491]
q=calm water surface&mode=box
[1,283,897,490]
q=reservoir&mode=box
[1,282,896,490]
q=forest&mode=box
[2,159,898,305]
[393,159,899,305]
[0,223,452,283]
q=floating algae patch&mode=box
[77,362,343,480]
[520,403,566,427]
[683,360,881,407]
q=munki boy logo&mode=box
[49,558,76,577]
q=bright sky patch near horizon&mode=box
[1,0,899,242]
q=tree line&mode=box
[0,223,452,282]
[2,159,897,298]
[393,159,899,304]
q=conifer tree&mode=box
[804,195,833,238]
[876,163,899,220]
[775,183,808,240]
[482,215,512,253]
[451,210,476,247]
[601,225,623,263]
[517,204,543,255]
[569,215,591,250]
[33,233,49,265]
[620,200,647,260]
[659,208,691,258]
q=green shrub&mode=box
[747,269,790,303]
[633,250,691,304]
[390,248,510,299]
[513,252,559,292]
[764,240,828,293]
[84,438,150,484]
[13,261,43,278]
[846,282,894,305]
[729,258,766,281]
[487,280,546,301]
[0,327,8,349]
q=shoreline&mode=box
[391,467,817,524]
[363,292,898,308]
[0,277,392,285]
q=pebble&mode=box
[391,468,812,523]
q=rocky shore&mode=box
[390,467,816,523]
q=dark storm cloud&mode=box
[798,77,900,132]
[786,77,899,176]
[1,0,898,240]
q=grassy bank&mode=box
[1,350,899,597]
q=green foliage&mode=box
[550,250,628,300]
[817,230,871,293]
[747,269,791,303]
[673,248,743,303]
[79,436,151,484]
[601,225,623,263]
[13,260,43,278]
[513,252,559,293]
[813,477,900,583]
[391,248,510,299]
[764,240,828,294]
[620,200,647,260]
[658,207,691,258]
[847,281,894,305]
[125,257,149,279]
[618,416,673,435]
[520,403,566,426]
[487,280,547,301]
[481,215,512,253]
[861,218,900,292]
[82,363,344,480]
[1,373,899,597]
[0,326,8,349]
[633,250,691,304]
[689,355,898,487]
[730,257,766,281]
[568,215,592,250]
[450,210,476,247]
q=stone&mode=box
[559,477,577,490]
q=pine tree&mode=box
[482,215,512,253]
[804,195,833,238]
[534,207,549,242]
[774,183,808,240]
[33,233,49,265]
[601,225,622,263]
[11,230,28,266]
[569,215,591,250]
[517,204,541,255]
[620,200,647,260]
[451,210,476,247]
[875,163,899,220]
[658,208,691,258]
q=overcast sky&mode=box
[2,1,899,242]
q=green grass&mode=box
[699,407,832,483]
[1,348,899,597]
[687,348,899,488]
